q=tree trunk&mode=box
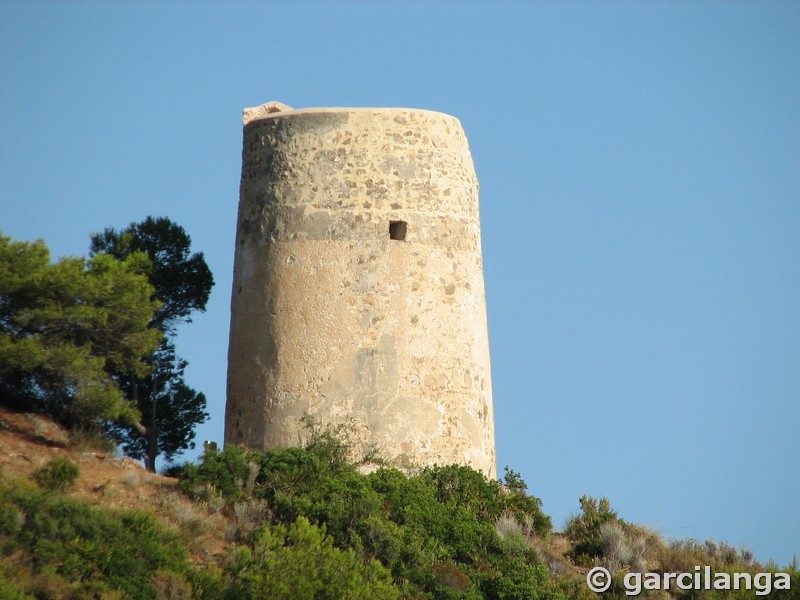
[144,393,158,472]
[144,427,158,473]
[131,376,159,473]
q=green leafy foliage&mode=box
[472,557,552,599]
[91,217,213,471]
[0,477,188,599]
[32,457,79,492]
[0,575,33,600]
[224,516,399,599]
[565,495,621,564]
[90,216,213,334]
[0,234,161,430]
[105,340,209,470]
[2,439,796,599]
[559,495,800,600]
[180,434,557,599]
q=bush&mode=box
[161,462,188,478]
[186,566,226,600]
[151,569,192,600]
[495,511,536,559]
[179,444,560,599]
[224,516,399,600]
[0,576,33,600]
[501,467,552,536]
[431,562,472,595]
[0,478,189,599]
[32,457,79,492]
[475,558,553,600]
[565,495,621,564]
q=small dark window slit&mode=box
[389,220,407,241]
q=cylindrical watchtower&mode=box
[225,103,496,476]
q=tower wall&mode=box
[225,106,496,476]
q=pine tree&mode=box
[91,217,213,471]
[0,234,161,431]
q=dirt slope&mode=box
[0,407,229,563]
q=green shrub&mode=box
[151,569,192,600]
[180,444,251,501]
[179,444,560,599]
[224,516,399,600]
[0,478,189,599]
[186,565,227,600]
[501,467,552,536]
[565,495,621,564]
[0,576,34,600]
[475,557,553,600]
[32,457,79,491]
[431,562,472,596]
[161,462,188,478]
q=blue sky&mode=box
[2,1,798,566]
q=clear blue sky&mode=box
[2,0,798,566]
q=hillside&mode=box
[0,407,796,599]
[0,407,230,566]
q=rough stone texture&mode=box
[225,105,496,477]
[242,101,293,125]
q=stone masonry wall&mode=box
[225,106,496,476]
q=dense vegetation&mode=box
[2,426,796,599]
[0,224,211,472]
[0,473,190,599]
[0,234,161,431]
[178,429,555,599]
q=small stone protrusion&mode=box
[242,101,294,125]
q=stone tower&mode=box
[225,102,496,476]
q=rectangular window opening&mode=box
[389,220,407,241]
